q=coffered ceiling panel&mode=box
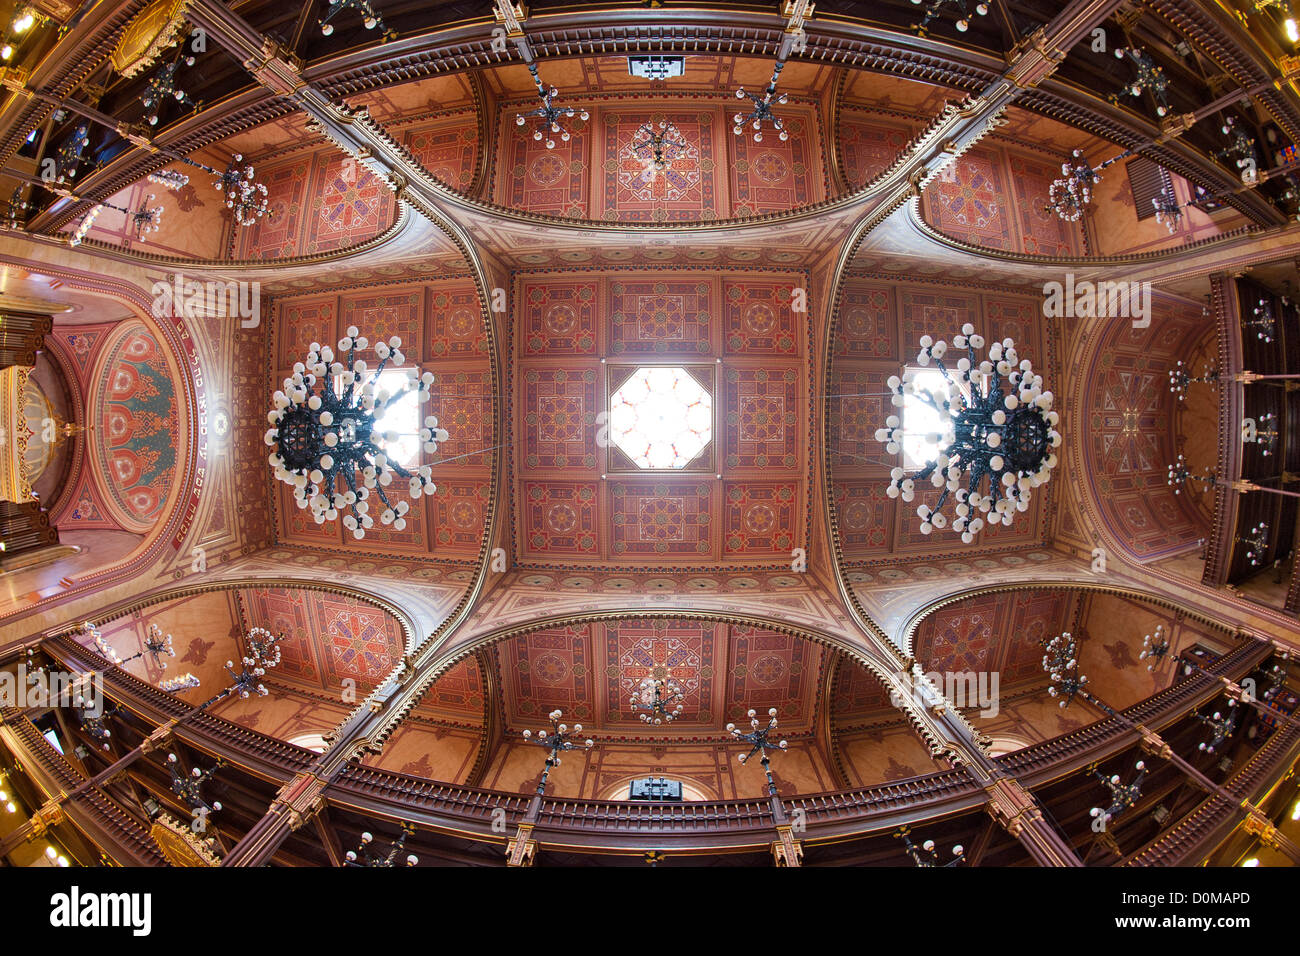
[491,619,831,739]
[512,267,809,570]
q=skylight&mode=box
[609,366,712,469]
[901,368,951,470]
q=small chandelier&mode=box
[54,124,90,183]
[345,823,418,866]
[516,64,587,150]
[140,54,196,127]
[1216,116,1256,166]
[92,622,176,671]
[1247,297,1276,343]
[631,121,688,177]
[1248,412,1279,456]
[894,825,965,866]
[630,676,685,724]
[522,709,593,796]
[733,61,790,143]
[166,752,223,816]
[202,626,282,707]
[1089,760,1146,829]
[727,707,788,796]
[5,185,29,229]
[1152,184,1183,233]
[266,330,446,540]
[911,0,988,34]
[1046,147,1139,221]
[212,154,268,227]
[1195,700,1239,753]
[1168,360,1218,400]
[1166,453,1218,494]
[1237,521,1269,567]
[1042,631,1088,709]
[73,694,116,751]
[1139,624,1170,672]
[319,0,394,38]
[875,325,1059,541]
[1111,46,1169,117]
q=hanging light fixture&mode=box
[1110,46,1170,117]
[91,622,177,671]
[727,707,787,796]
[1215,116,1257,166]
[630,676,685,724]
[1042,632,1088,709]
[166,752,223,816]
[265,330,446,540]
[1168,360,1218,400]
[1237,522,1269,566]
[1246,297,1276,343]
[732,60,791,143]
[73,694,117,751]
[875,324,1059,541]
[140,53,196,127]
[67,193,163,247]
[1195,700,1239,753]
[53,124,91,183]
[345,823,418,866]
[521,709,594,796]
[894,825,965,866]
[630,121,688,178]
[515,63,588,150]
[198,626,282,708]
[1167,453,1219,494]
[1089,760,1147,829]
[4,185,29,229]
[910,0,988,34]
[318,0,395,39]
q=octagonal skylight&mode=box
[609,367,712,469]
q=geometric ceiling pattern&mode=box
[491,620,831,738]
[237,586,406,695]
[512,269,810,569]
[1081,296,1214,561]
[911,589,1077,687]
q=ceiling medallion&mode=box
[265,329,448,541]
[875,324,1059,541]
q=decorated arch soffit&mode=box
[0,254,203,635]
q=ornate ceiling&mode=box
[4,1,1300,873]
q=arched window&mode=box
[288,733,328,753]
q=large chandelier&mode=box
[265,330,447,540]
[875,325,1059,541]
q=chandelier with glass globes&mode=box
[630,675,685,725]
[265,328,448,540]
[874,324,1059,541]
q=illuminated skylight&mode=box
[609,366,712,469]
